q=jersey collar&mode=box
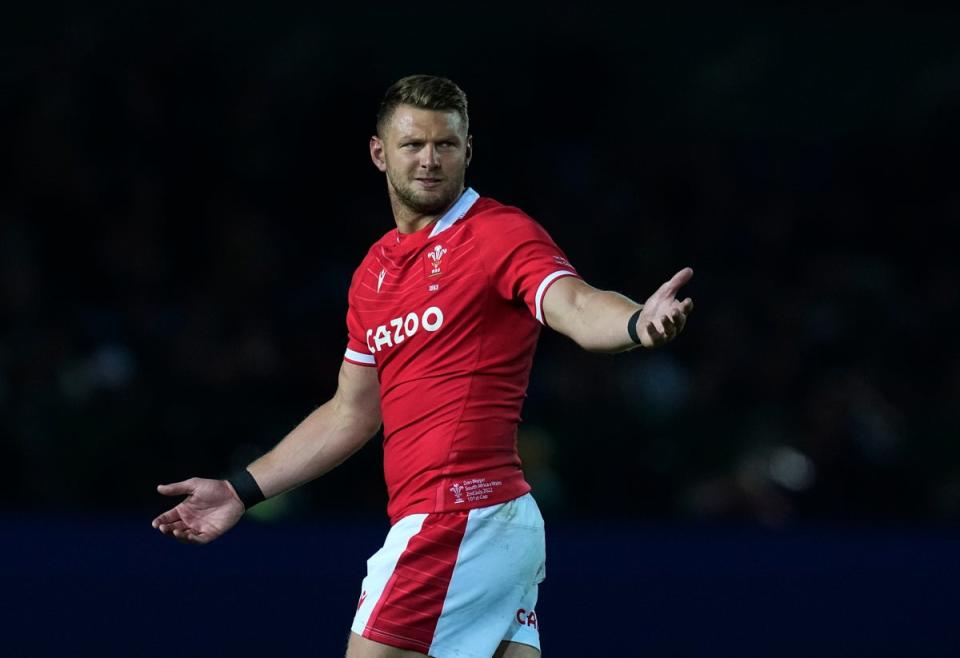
[428,187,480,238]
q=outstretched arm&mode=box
[152,361,381,544]
[242,361,382,498]
[541,267,694,353]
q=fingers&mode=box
[661,313,677,341]
[154,517,211,545]
[156,479,196,497]
[153,478,218,545]
[646,268,694,312]
[642,321,659,348]
[671,306,686,334]
[642,300,693,348]
[645,319,675,346]
[156,518,197,543]
[156,519,189,534]
[152,508,183,528]
[172,527,198,543]
[173,528,212,545]
[658,267,694,297]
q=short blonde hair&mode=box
[376,75,469,136]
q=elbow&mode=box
[358,411,382,440]
[364,419,383,440]
[568,333,614,354]
[573,333,601,353]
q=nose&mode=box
[419,144,440,169]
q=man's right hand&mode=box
[152,477,245,545]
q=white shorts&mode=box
[351,493,546,658]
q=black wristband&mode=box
[627,308,643,345]
[227,469,265,510]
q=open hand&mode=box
[152,477,245,545]
[637,267,695,348]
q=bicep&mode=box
[333,361,382,431]
[540,276,599,339]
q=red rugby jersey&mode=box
[343,189,579,523]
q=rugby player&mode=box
[153,74,694,658]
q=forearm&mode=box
[245,397,381,499]
[543,269,694,354]
[553,286,641,353]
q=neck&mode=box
[390,187,464,235]
[391,200,440,235]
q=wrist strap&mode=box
[627,308,643,345]
[228,469,265,510]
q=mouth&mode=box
[415,178,444,189]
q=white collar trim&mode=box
[428,187,479,238]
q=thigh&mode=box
[346,632,429,658]
[494,640,541,658]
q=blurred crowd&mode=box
[2,6,958,524]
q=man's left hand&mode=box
[637,267,695,348]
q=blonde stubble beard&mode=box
[387,168,466,217]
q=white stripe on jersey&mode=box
[345,348,376,364]
[351,512,427,635]
[534,269,578,324]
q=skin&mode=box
[369,105,473,234]
[358,105,539,658]
[153,103,693,658]
[542,269,694,352]
[368,104,694,353]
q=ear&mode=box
[465,134,473,168]
[370,135,387,172]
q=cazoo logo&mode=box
[366,306,444,353]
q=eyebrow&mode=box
[397,134,461,144]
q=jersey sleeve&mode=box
[344,270,377,367]
[488,213,581,324]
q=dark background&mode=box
[2,5,958,656]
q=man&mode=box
[153,74,694,658]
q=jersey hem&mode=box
[391,484,531,525]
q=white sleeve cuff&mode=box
[344,348,376,365]
[534,270,578,324]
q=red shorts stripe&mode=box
[363,511,470,652]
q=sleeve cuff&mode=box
[534,270,579,325]
[344,348,376,366]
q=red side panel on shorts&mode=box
[363,511,469,653]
